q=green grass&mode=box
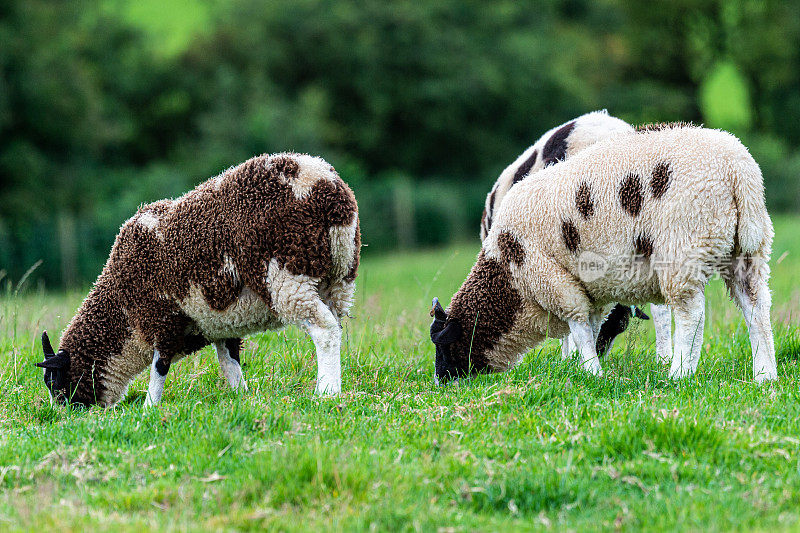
[1,215,799,531]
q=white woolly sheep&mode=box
[480,110,672,362]
[432,124,776,384]
[36,153,360,407]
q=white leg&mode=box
[589,306,612,345]
[561,334,575,360]
[668,292,705,379]
[568,320,603,376]
[732,283,777,382]
[214,339,248,391]
[144,349,168,408]
[651,304,672,365]
[302,300,342,395]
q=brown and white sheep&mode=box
[36,153,360,407]
[431,124,776,383]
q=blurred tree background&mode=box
[1,0,799,287]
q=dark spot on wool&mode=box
[619,173,644,216]
[48,153,360,407]
[575,182,594,219]
[225,338,242,363]
[434,251,522,381]
[561,220,580,253]
[497,232,524,264]
[651,162,671,199]
[636,121,696,133]
[635,234,654,257]
[270,154,300,178]
[512,149,538,185]
[541,121,576,167]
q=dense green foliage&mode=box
[1,0,800,286]
[0,215,798,530]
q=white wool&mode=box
[481,110,633,240]
[280,153,338,199]
[483,126,776,380]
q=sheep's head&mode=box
[595,305,650,356]
[429,298,468,385]
[35,331,99,407]
[35,331,72,403]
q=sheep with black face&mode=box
[480,111,670,362]
[432,124,776,384]
[36,152,360,407]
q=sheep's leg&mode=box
[568,320,603,376]
[668,291,705,379]
[729,271,777,382]
[561,335,575,360]
[650,304,672,365]
[302,299,342,395]
[214,338,248,391]
[589,305,613,345]
[144,349,170,407]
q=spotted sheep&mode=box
[479,110,672,362]
[432,124,777,383]
[36,153,360,407]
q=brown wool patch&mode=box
[575,182,594,219]
[497,232,524,264]
[541,121,576,167]
[561,220,580,253]
[271,154,300,179]
[635,234,654,258]
[635,121,696,133]
[619,173,643,216]
[447,251,523,374]
[54,152,360,406]
[650,162,671,199]
[512,149,538,185]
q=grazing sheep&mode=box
[36,153,360,407]
[431,124,776,384]
[479,110,670,361]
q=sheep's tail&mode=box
[730,152,773,258]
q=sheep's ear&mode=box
[431,319,461,345]
[42,331,55,358]
[633,306,650,320]
[430,298,448,321]
[35,350,69,369]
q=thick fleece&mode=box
[480,110,633,240]
[479,111,666,361]
[436,125,776,383]
[41,153,360,406]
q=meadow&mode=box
[0,216,798,531]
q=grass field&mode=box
[0,216,799,531]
